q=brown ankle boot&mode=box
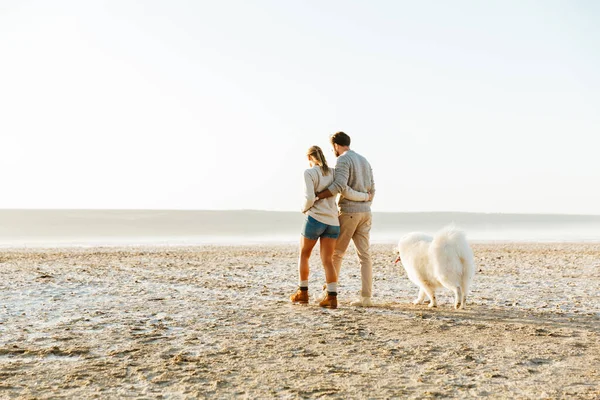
[290,288,309,304]
[319,293,337,309]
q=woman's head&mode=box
[307,145,330,175]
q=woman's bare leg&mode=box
[319,237,338,284]
[298,236,318,282]
[319,237,338,309]
[290,236,318,304]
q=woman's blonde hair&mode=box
[307,146,330,176]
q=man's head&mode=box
[330,131,351,157]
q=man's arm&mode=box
[369,163,375,201]
[316,188,333,199]
[317,156,350,199]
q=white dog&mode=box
[395,226,475,309]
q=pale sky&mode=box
[1,0,599,214]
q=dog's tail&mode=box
[430,226,475,288]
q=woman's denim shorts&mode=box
[301,215,340,240]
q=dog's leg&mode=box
[422,286,437,308]
[413,288,426,305]
[454,286,463,309]
[462,275,471,309]
[460,285,467,309]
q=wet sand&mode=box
[1,243,599,399]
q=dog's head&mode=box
[393,246,403,266]
[393,248,406,277]
[394,236,409,266]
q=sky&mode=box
[1,0,599,214]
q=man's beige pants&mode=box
[333,212,373,298]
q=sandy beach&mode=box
[1,242,599,399]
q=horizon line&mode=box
[1,208,600,217]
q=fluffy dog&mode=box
[394,226,475,309]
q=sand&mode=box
[1,243,599,399]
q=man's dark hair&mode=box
[330,131,351,147]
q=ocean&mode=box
[1,210,600,247]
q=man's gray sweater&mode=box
[327,149,375,213]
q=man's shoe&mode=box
[319,293,338,309]
[350,296,374,307]
[290,288,309,304]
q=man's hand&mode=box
[368,192,374,202]
[316,189,334,200]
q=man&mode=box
[316,131,376,306]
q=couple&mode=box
[290,131,375,309]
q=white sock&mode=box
[326,282,338,294]
[299,280,308,288]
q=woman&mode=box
[289,145,371,309]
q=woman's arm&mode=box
[340,186,370,202]
[332,167,370,201]
[301,169,317,213]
